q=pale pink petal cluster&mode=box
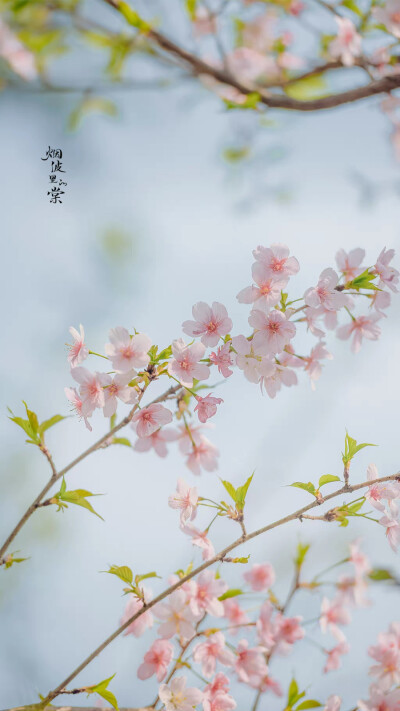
[137,639,174,682]
[194,394,224,423]
[132,403,173,438]
[159,676,203,711]
[183,302,232,347]
[67,325,88,367]
[105,327,151,373]
[168,339,210,387]
[169,478,198,524]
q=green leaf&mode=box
[342,432,376,466]
[290,482,316,495]
[235,473,254,510]
[341,0,362,15]
[38,414,65,435]
[318,474,340,487]
[220,479,237,502]
[288,678,299,706]
[218,588,243,601]
[295,541,310,568]
[68,97,118,132]
[58,487,104,520]
[105,565,133,584]
[224,92,261,111]
[285,74,327,101]
[185,0,197,19]
[118,2,151,31]
[87,674,118,711]
[368,568,395,581]
[135,571,161,584]
[112,437,131,447]
[297,702,322,710]
[346,268,379,291]
[157,345,173,361]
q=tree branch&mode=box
[0,382,181,563]
[41,470,399,706]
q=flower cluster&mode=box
[64,244,397,477]
[359,622,400,711]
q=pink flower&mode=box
[370,289,391,316]
[194,394,224,423]
[182,302,233,348]
[336,575,369,608]
[324,696,341,711]
[105,327,152,373]
[227,47,276,82]
[249,309,296,355]
[132,403,172,438]
[304,268,347,311]
[121,588,154,637]
[373,0,400,39]
[348,539,371,577]
[156,590,198,641]
[359,686,400,711]
[193,632,236,677]
[159,676,203,711]
[0,19,37,80]
[379,507,400,552]
[235,639,269,687]
[243,563,275,592]
[169,478,198,524]
[365,464,400,512]
[137,639,174,682]
[374,247,399,292]
[256,601,275,650]
[203,673,237,711]
[67,325,88,367]
[237,263,286,309]
[193,6,217,36]
[320,597,351,637]
[209,343,234,378]
[324,633,350,673]
[303,341,333,389]
[259,675,283,697]
[190,570,227,618]
[64,387,92,431]
[133,427,178,458]
[231,335,273,384]
[261,362,297,399]
[102,371,138,417]
[329,17,361,66]
[272,613,305,654]
[168,339,210,387]
[337,314,381,353]
[335,248,365,281]
[185,436,219,475]
[71,367,108,416]
[368,626,400,687]
[223,599,249,632]
[252,244,300,282]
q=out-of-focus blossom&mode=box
[329,17,361,66]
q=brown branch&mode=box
[0,382,181,562]
[99,0,400,112]
[41,470,399,705]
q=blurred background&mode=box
[1,8,400,707]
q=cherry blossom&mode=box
[337,314,381,353]
[303,342,333,389]
[320,597,351,637]
[373,0,400,39]
[185,436,219,475]
[249,309,296,354]
[102,371,138,417]
[304,268,347,311]
[243,563,275,592]
[252,244,300,281]
[133,427,178,458]
[374,248,399,292]
[324,635,349,673]
[105,327,151,373]
[231,335,273,384]
[0,19,37,80]
[348,539,371,578]
[379,506,400,552]
[209,343,234,378]
[168,339,210,387]
[70,367,108,416]
[67,324,88,367]
[64,387,92,431]
[226,47,276,82]
[168,479,198,523]
[137,639,174,682]
[189,570,227,618]
[159,676,203,711]
[181,523,215,560]
[272,613,305,654]
[365,464,400,512]
[368,625,400,688]
[335,248,365,281]
[192,6,216,36]
[182,302,233,348]
[359,686,400,711]
[235,639,269,687]
[203,673,237,711]
[194,394,223,424]
[324,695,341,711]
[256,601,275,650]
[156,590,198,641]
[329,18,361,66]
[121,587,154,637]
[193,632,236,677]
[223,599,249,632]
[237,263,286,309]
[260,361,297,398]
[132,403,173,438]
